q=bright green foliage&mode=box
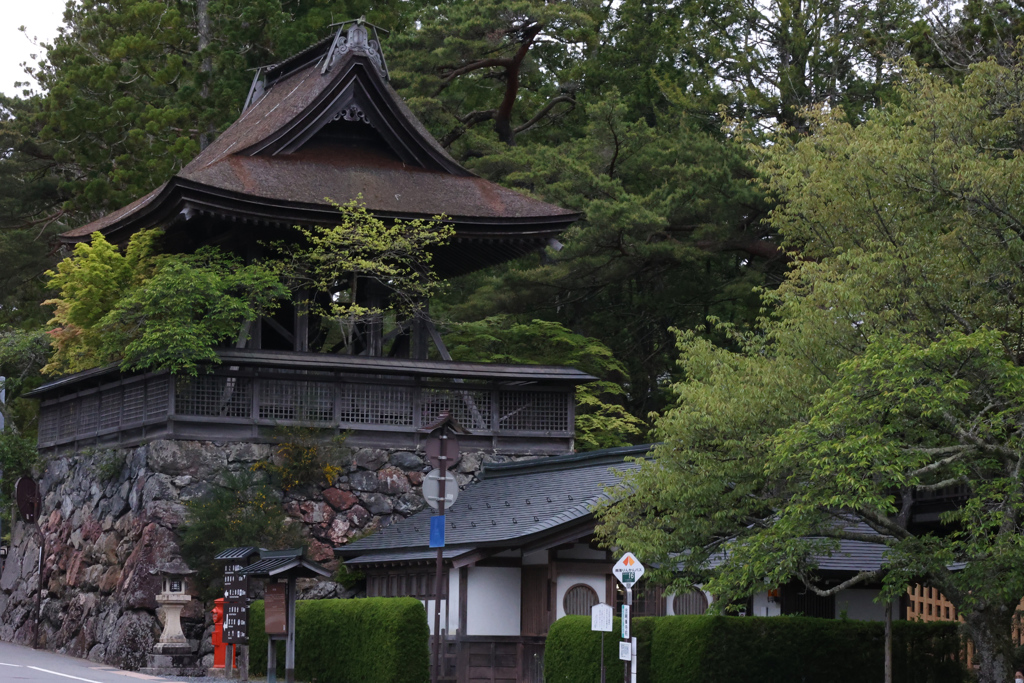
[598,57,1024,683]
[544,616,654,683]
[249,598,430,683]
[546,615,966,683]
[179,469,305,600]
[274,199,452,351]
[43,229,286,376]
[444,316,645,450]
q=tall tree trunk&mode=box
[197,0,213,150]
[964,606,1016,683]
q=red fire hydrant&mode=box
[211,598,236,669]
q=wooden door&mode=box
[520,566,549,636]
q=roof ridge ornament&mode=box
[323,16,389,80]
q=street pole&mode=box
[600,633,605,683]
[623,588,632,683]
[33,494,42,650]
[432,433,448,683]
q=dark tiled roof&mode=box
[62,29,577,247]
[338,445,651,557]
[214,546,261,561]
[705,522,890,574]
[345,547,476,566]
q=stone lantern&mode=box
[140,558,204,676]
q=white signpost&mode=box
[613,553,645,683]
[592,603,613,683]
[591,603,613,632]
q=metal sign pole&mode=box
[33,493,43,650]
[600,633,606,683]
[623,588,631,683]
[432,433,448,683]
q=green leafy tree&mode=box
[443,316,645,450]
[446,92,773,416]
[272,199,452,353]
[43,229,286,376]
[598,57,1024,683]
[179,469,305,600]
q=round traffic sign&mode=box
[421,469,459,511]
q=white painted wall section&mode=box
[424,570,462,635]
[466,567,521,636]
[556,572,607,620]
[751,591,782,618]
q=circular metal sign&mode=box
[421,469,459,512]
[15,477,40,524]
[425,434,461,470]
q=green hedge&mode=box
[546,616,966,683]
[249,598,429,683]
[546,617,655,683]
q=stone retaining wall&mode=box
[0,439,527,669]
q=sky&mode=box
[0,0,67,97]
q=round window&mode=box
[563,584,600,616]
[673,589,709,615]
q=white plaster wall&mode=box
[466,566,521,636]
[424,571,462,636]
[751,591,782,618]
[835,589,898,621]
[556,572,608,620]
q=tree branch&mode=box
[797,569,884,597]
[513,95,576,135]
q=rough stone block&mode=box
[360,492,393,515]
[354,448,387,471]
[322,487,358,511]
[349,470,378,492]
[390,451,423,470]
[378,467,410,495]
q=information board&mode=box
[591,603,613,632]
[223,562,249,601]
[265,583,288,635]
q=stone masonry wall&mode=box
[0,439,527,670]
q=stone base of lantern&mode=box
[140,645,205,676]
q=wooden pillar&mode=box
[285,577,296,683]
[293,291,309,353]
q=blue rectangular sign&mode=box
[429,515,446,548]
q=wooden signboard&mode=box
[265,583,288,635]
[224,602,249,644]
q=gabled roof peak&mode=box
[244,19,389,111]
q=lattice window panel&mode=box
[907,584,958,622]
[421,388,490,431]
[498,391,570,433]
[79,394,100,435]
[259,380,334,423]
[100,388,122,430]
[338,384,413,426]
[146,377,169,420]
[122,384,146,425]
[38,405,59,443]
[176,375,252,418]
[58,401,78,440]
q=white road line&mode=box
[0,662,23,666]
[26,666,104,683]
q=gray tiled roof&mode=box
[337,445,650,556]
[345,547,476,565]
[705,522,889,573]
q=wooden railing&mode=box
[34,351,581,455]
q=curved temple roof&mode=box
[62,23,578,275]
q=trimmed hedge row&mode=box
[249,598,429,683]
[545,616,966,683]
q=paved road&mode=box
[0,642,214,683]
